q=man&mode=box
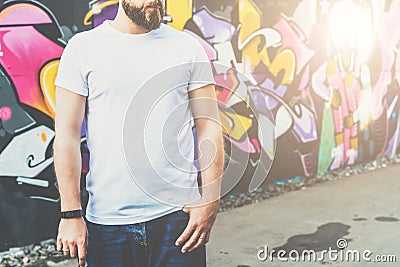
[53,0,224,266]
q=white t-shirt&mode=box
[54,20,215,225]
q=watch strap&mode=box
[61,209,84,219]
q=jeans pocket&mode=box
[167,209,190,221]
[179,209,190,221]
[86,222,122,245]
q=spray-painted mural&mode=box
[1,0,399,250]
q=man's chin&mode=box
[144,17,162,31]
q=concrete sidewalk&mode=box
[55,164,400,267]
[208,164,400,266]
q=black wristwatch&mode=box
[61,209,84,219]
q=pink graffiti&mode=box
[224,134,256,154]
[216,86,233,104]
[0,3,64,114]
[298,151,316,177]
[0,3,52,25]
[214,72,236,104]
[273,16,315,76]
[314,56,362,169]
[251,138,261,153]
[0,106,12,121]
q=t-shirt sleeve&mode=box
[54,35,88,96]
[188,39,215,92]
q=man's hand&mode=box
[175,199,220,253]
[57,217,88,267]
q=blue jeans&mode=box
[85,209,206,267]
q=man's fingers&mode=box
[77,240,87,266]
[175,222,196,246]
[56,237,62,251]
[181,229,202,253]
[187,232,210,253]
[62,241,70,256]
[69,242,77,258]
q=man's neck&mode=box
[111,7,148,35]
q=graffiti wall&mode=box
[0,0,399,250]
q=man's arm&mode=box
[175,84,224,253]
[53,86,87,267]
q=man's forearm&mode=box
[53,136,83,211]
[197,129,224,204]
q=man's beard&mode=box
[122,0,164,32]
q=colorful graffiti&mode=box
[0,0,91,250]
[179,0,400,179]
[1,0,400,249]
